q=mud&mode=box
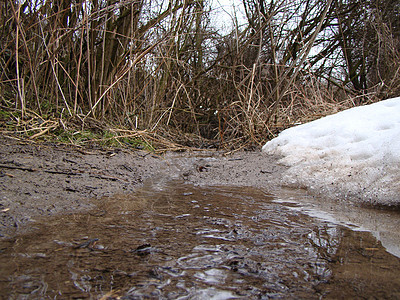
[1,135,400,299]
[0,136,284,238]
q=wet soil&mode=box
[0,135,284,238]
[1,135,400,299]
[1,182,400,299]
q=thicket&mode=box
[1,0,399,150]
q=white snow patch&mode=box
[262,97,400,206]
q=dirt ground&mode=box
[0,135,286,238]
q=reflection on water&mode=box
[0,181,399,299]
[273,188,400,258]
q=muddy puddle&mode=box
[1,181,400,299]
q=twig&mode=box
[30,124,58,139]
[0,164,37,172]
[0,164,127,181]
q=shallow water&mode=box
[1,181,400,299]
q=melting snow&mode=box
[262,97,400,206]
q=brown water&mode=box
[1,181,400,299]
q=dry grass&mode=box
[0,0,399,151]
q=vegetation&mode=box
[1,0,399,150]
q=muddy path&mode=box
[0,135,285,238]
[1,136,400,299]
